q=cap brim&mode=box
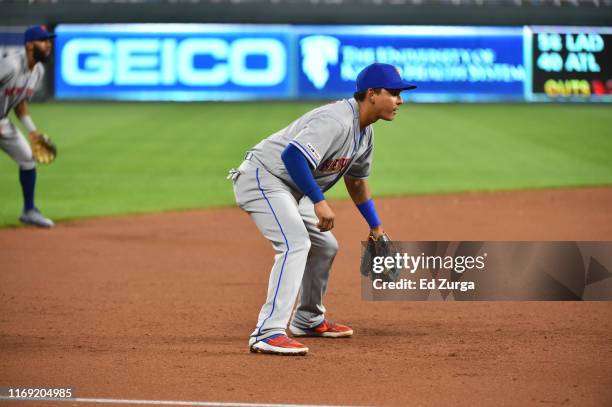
[356,81,417,92]
[26,33,56,42]
[386,80,417,91]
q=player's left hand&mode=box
[29,131,57,164]
[369,226,385,239]
[28,131,42,143]
[361,230,401,282]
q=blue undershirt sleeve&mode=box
[357,199,381,229]
[281,144,325,204]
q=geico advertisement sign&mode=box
[59,37,287,87]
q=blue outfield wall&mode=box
[294,26,526,102]
[51,24,612,103]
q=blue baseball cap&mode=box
[356,63,416,92]
[24,25,56,43]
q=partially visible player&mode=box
[0,25,55,227]
[230,63,416,355]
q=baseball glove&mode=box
[31,134,57,164]
[360,231,401,283]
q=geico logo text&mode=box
[61,37,287,87]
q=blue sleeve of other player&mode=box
[281,144,325,204]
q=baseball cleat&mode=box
[290,320,353,338]
[19,208,54,228]
[249,334,309,356]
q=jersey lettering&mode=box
[4,87,34,97]
[318,157,351,173]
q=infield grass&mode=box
[1,102,611,226]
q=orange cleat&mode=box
[290,320,353,338]
[249,334,309,356]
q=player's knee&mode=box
[286,236,311,255]
[312,234,338,259]
[287,233,312,253]
[18,159,36,171]
[322,235,339,259]
[12,143,35,169]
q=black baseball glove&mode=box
[360,231,401,283]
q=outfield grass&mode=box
[1,102,611,226]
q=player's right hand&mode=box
[314,200,335,232]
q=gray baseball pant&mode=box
[0,118,36,169]
[231,157,338,343]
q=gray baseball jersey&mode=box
[250,98,374,192]
[1,50,44,120]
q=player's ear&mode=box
[368,88,376,104]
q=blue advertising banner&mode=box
[53,24,533,102]
[55,24,293,101]
[0,26,26,57]
[295,26,526,102]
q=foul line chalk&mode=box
[0,396,369,407]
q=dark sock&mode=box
[19,168,36,212]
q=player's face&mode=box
[31,39,53,63]
[373,88,403,121]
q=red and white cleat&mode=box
[290,320,353,338]
[249,334,309,356]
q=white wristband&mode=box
[20,115,37,133]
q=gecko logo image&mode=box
[300,35,340,90]
[59,37,287,87]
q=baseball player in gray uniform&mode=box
[230,63,416,355]
[0,26,55,227]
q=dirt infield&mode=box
[1,187,611,407]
